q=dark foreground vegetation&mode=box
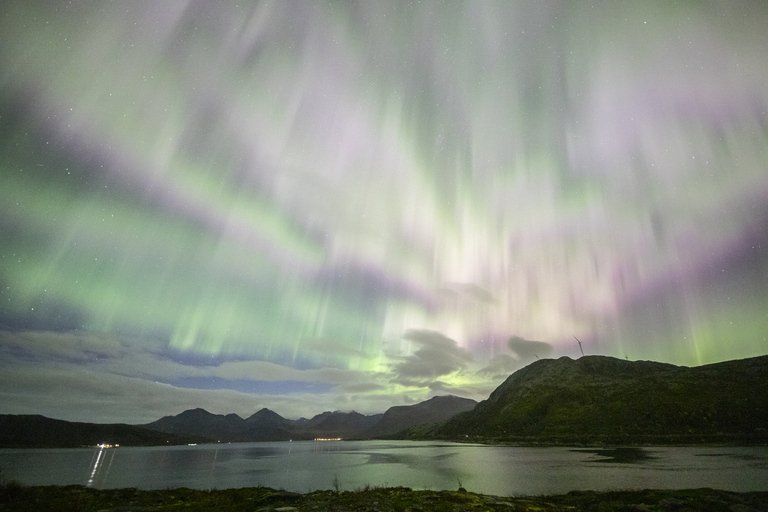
[2,483,768,511]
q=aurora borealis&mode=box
[1,1,767,424]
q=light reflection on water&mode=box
[86,445,112,487]
[1,441,767,496]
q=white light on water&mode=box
[86,445,105,487]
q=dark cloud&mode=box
[427,380,472,397]
[508,336,553,360]
[390,329,473,386]
[0,330,124,363]
[477,354,520,378]
[476,337,554,379]
[0,359,383,423]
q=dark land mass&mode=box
[4,355,768,448]
[0,395,473,447]
[244,407,296,441]
[2,484,767,511]
[142,408,247,442]
[424,354,768,445]
[0,415,209,448]
[365,395,477,437]
[143,395,469,443]
[300,410,383,439]
[144,407,297,443]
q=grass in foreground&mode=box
[2,483,768,511]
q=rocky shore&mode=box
[2,483,767,511]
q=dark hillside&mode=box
[0,415,208,448]
[367,395,477,438]
[244,408,297,441]
[295,411,382,439]
[145,408,246,442]
[435,355,768,444]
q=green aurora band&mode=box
[0,1,767,422]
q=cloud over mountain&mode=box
[508,336,553,360]
[391,330,473,386]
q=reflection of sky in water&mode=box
[1,442,768,493]
[571,447,658,464]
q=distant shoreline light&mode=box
[313,438,342,441]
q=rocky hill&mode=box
[434,355,768,444]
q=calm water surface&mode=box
[1,441,767,496]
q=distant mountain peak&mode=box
[180,407,212,415]
[365,394,477,437]
[424,394,466,402]
[245,408,287,424]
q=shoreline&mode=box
[2,484,768,511]
[3,435,768,450]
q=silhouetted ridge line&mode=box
[432,355,768,444]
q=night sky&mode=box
[1,1,767,424]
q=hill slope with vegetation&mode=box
[433,355,768,444]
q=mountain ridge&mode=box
[366,395,477,437]
[143,395,472,442]
[3,355,766,447]
[431,354,768,444]
[0,414,210,448]
[0,395,475,447]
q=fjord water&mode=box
[2,441,767,496]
